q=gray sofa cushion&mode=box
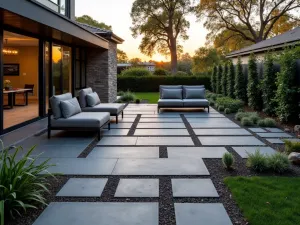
[158,99,183,107]
[185,88,205,99]
[51,112,110,128]
[79,88,93,108]
[160,85,182,98]
[50,93,72,119]
[183,99,209,107]
[82,103,125,115]
[161,89,182,99]
[86,92,101,107]
[60,98,82,118]
[183,85,205,98]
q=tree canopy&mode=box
[131,0,193,74]
[196,0,300,51]
[192,47,223,73]
[117,49,128,63]
[76,15,112,31]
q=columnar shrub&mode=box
[221,63,228,96]
[216,65,223,94]
[262,53,277,115]
[227,60,235,98]
[276,47,300,122]
[234,57,247,102]
[247,53,262,110]
[211,65,217,92]
[154,68,168,76]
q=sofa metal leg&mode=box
[157,107,160,114]
[116,115,118,124]
[108,122,111,130]
[97,130,101,140]
[122,111,124,118]
[208,106,210,113]
[47,127,51,139]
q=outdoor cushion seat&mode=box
[51,112,110,128]
[158,99,183,107]
[183,99,209,107]
[82,103,125,114]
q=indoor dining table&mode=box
[3,88,32,109]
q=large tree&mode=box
[131,0,193,74]
[196,0,300,46]
[117,49,129,63]
[76,15,112,31]
[192,47,222,74]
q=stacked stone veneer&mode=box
[86,41,117,103]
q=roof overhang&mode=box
[96,32,124,44]
[0,0,109,49]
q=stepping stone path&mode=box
[28,104,289,225]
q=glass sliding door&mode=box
[52,44,72,95]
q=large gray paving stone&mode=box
[190,122,240,128]
[139,118,183,123]
[56,178,108,197]
[88,147,159,158]
[175,203,232,225]
[266,139,284,144]
[103,129,129,136]
[141,114,181,118]
[168,147,228,159]
[172,179,219,197]
[136,137,194,146]
[134,129,189,136]
[37,158,117,175]
[265,128,283,132]
[257,132,292,138]
[184,114,224,118]
[125,111,155,114]
[187,118,233,123]
[194,129,250,136]
[233,147,276,158]
[199,136,265,146]
[110,123,133,129]
[137,123,186,129]
[97,137,137,146]
[112,158,210,175]
[32,202,159,225]
[249,128,266,133]
[115,179,159,197]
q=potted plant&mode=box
[4,80,11,91]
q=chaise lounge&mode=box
[48,93,110,140]
[79,88,125,123]
[158,85,209,113]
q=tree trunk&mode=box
[170,37,178,74]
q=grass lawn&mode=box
[134,92,159,104]
[224,176,300,225]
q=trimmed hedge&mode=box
[118,75,211,92]
[120,67,151,76]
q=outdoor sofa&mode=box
[48,93,110,140]
[158,85,209,113]
[79,88,125,123]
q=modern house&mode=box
[226,27,300,64]
[0,0,123,134]
[117,62,156,74]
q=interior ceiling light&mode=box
[2,39,19,55]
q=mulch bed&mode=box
[6,106,300,225]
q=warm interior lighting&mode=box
[3,48,19,55]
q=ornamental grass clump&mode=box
[267,153,290,173]
[222,152,234,170]
[119,90,136,102]
[0,143,54,222]
[241,117,253,126]
[224,108,231,114]
[246,149,268,172]
[284,140,300,154]
[263,118,276,127]
[218,105,224,112]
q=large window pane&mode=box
[45,42,50,111]
[60,0,66,15]
[52,44,62,95]
[62,46,71,93]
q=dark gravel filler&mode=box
[128,114,141,136]
[181,114,201,146]
[159,146,168,158]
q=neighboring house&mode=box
[0,0,123,134]
[226,27,300,64]
[117,62,156,74]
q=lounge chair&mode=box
[48,93,110,140]
[79,88,125,123]
[158,85,209,113]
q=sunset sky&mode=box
[75,0,208,62]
